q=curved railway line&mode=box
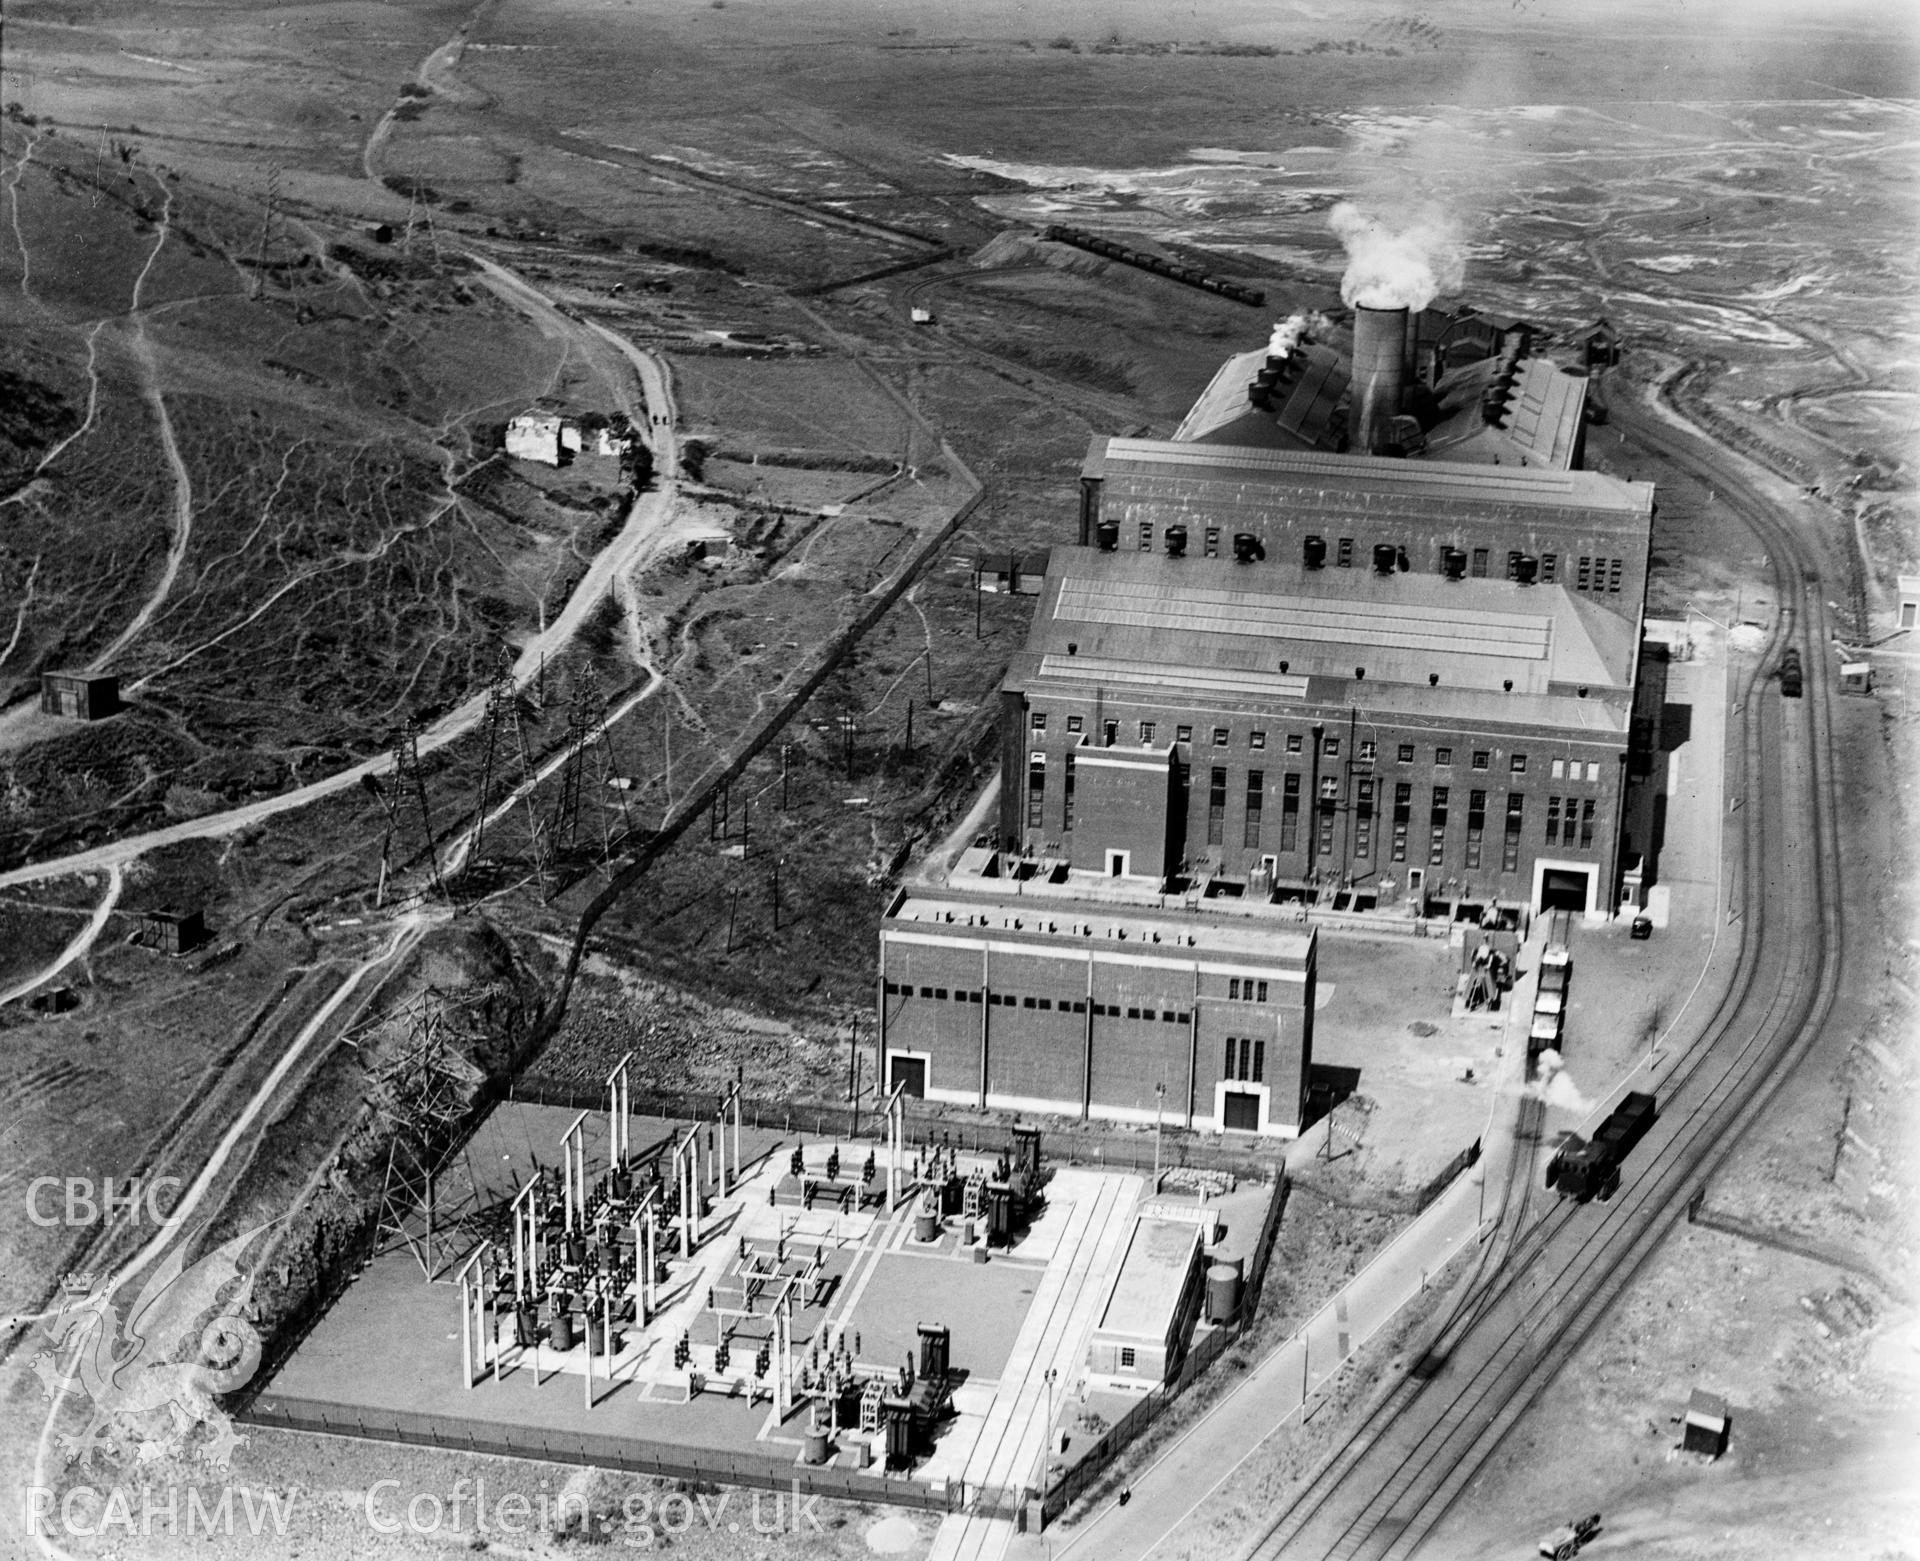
[1242,382,1847,1561]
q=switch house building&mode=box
[879,889,1316,1137]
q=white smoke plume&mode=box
[1267,313,1311,358]
[1528,1049,1594,1116]
[1327,201,1466,312]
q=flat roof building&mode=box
[1086,1215,1208,1388]
[879,888,1315,1137]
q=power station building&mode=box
[878,889,1316,1138]
[998,305,1656,921]
[880,299,1654,1138]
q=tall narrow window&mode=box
[1577,556,1592,590]
[1064,754,1076,832]
[1471,547,1489,578]
[1429,785,1450,867]
[1580,797,1596,847]
[1541,553,1558,583]
[1252,1039,1265,1083]
[1208,767,1227,847]
[1504,792,1525,872]
[1281,773,1301,852]
[1545,795,1561,845]
[1608,558,1623,594]
[1354,778,1374,859]
[1139,522,1153,551]
[1244,770,1264,849]
[1027,753,1046,831]
[1466,789,1486,869]
[1392,781,1412,863]
[1224,1037,1236,1078]
[1240,1037,1253,1079]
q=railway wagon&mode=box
[1546,1091,1658,1202]
[1779,646,1803,698]
[1041,225,1266,306]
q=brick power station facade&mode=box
[882,309,1657,1137]
[1000,439,1655,920]
[879,892,1316,1137]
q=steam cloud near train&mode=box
[1327,200,1466,312]
[1525,1049,1595,1116]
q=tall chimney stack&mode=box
[1352,305,1410,455]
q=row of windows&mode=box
[1028,714,1604,783]
[1224,1036,1266,1084]
[1382,788,1597,865]
[881,981,1199,1022]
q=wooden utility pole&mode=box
[252,164,280,299]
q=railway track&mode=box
[1243,384,1846,1561]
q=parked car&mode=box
[1630,915,1653,940]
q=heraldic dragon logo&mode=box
[26,1223,273,1468]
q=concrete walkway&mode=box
[927,1168,1142,1561]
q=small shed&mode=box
[971,550,1051,596]
[1839,661,1874,696]
[1898,575,1920,631]
[144,907,206,956]
[1682,1387,1730,1457]
[1580,317,1622,368]
[41,671,119,721]
[684,528,733,561]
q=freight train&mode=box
[1041,224,1265,306]
[1545,1091,1658,1202]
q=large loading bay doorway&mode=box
[1539,868,1593,914]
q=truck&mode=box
[1538,1513,1602,1559]
[1546,1092,1658,1201]
[1529,1007,1563,1054]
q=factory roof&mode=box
[1094,1217,1204,1343]
[1174,343,1348,451]
[1425,357,1590,470]
[884,888,1316,965]
[1085,437,1653,532]
[1009,548,1636,733]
